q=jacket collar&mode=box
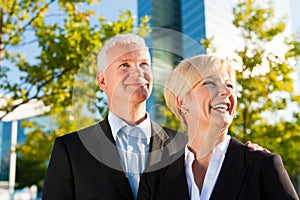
[210,137,248,200]
[78,116,183,199]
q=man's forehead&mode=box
[106,43,150,63]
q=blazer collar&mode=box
[157,155,190,199]
[77,118,133,199]
[159,137,248,200]
[145,121,186,172]
[210,137,248,200]
[78,117,180,199]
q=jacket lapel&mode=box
[210,137,248,200]
[145,121,186,172]
[142,122,189,199]
[146,122,169,167]
[78,117,133,199]
[161,155,190,199]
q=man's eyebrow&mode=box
[118,59,131,62]
[118,58,150,62]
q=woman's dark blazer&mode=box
[138,137,299,200]
[42,117,187,200]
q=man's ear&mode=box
[176,96,189,114]
[97,72,107,91]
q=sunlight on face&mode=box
[186,69,237,157]
[101,43,152,107]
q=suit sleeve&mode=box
[42,137,75,200]
[261,154,299,200]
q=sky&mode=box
[95,0,137,21]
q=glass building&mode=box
[0,121,25,182]
[138,0,206,121]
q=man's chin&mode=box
[129,90,150,103]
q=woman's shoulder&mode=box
[230,137,279,164]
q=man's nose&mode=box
[129,65,144,77]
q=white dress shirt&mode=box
[185,135,231,200]
[108,112,151,200]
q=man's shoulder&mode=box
[56,123,101,143]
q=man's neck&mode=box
[110,103,147,126]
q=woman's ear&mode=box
[176,96,189,114]
[97,72,107,91]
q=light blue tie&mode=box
[127,126,145,199]
[117,126,146,199]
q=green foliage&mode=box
[1,0,150,189]
[0,0,150,120]
[16,120,56,189]
[229,0,300,182]
[156,93,184,132]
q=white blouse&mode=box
[184,135,231,200]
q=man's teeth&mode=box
[211,104,228,110]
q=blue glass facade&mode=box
[0,116,54,183]
[0,121,25,181]
[181,0,206,57]
[138,0,206,58]
[138,0,206,120]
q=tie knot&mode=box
[121,126,146,140]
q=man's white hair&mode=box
[97,33,147,72]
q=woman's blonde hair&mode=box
[164,54,236,127]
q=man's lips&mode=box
[124,78,150,87]
[124,82,150,89]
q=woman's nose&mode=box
[219,85,231,97]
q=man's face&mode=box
[97,43,152,107]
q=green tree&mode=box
[0,0,150,120]
[16,110,74,190]
[1,0,150,189]
[229,0,300,183]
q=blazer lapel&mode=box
[210,137,248,200]
[145,121,186,172]
[146,121,169,167]
[78,117,133,199]
[161,155,190,199]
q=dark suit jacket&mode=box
[138,137,299,200]
[42,117,186,200]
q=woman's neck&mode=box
[187,124,228,159]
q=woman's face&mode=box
[186,69,237,131]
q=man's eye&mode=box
[140,63,150,68]
[119,63,129,68]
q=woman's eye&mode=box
[226,83,234,89]
[202,81,215,86]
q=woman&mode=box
[137,55,298,200]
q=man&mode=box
[42,33,187,200]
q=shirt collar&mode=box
[108,111,152,143]
[214,135,231,155]
[185,135,231,161]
